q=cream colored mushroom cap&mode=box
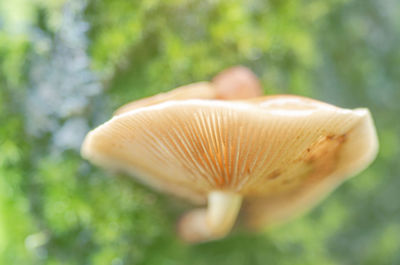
[81,95,378,223]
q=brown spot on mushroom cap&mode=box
[82,96,378,210]
[267,170,281,180]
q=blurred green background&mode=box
[1,0,399,264]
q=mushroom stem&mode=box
[178,191,242,243]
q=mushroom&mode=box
[82,92,378,242]
[212,66,263,100]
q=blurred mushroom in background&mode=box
[212,66,263,100]
[81,66,378,243]
[113,66,262,116]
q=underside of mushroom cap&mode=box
[81,96,378,208]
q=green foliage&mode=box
[1,0,400,264]
[87,0,340,107]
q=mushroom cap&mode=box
[82,95,378,219]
